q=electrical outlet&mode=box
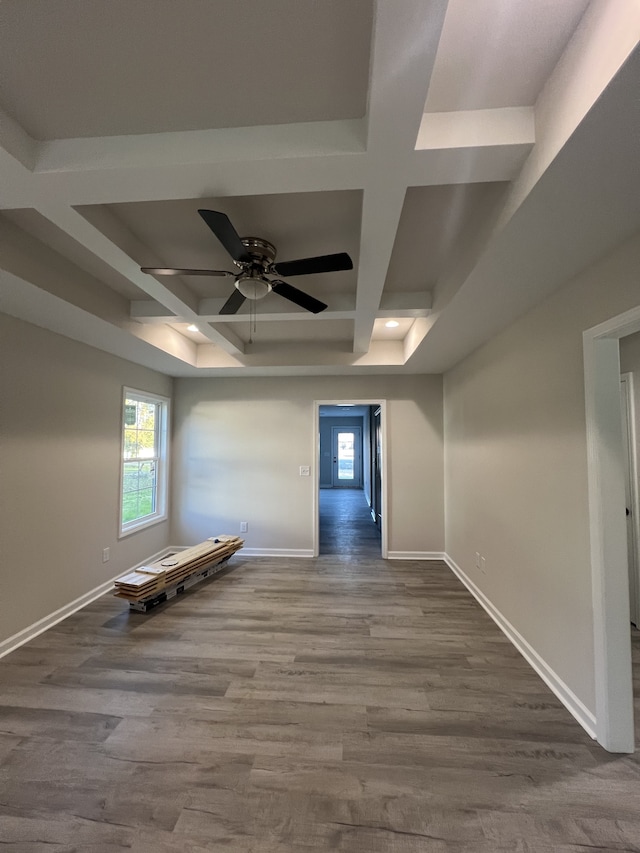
[102,547,110,563]
[299,465,310,477]
[240,521,248,533]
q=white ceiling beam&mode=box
[416,108,534,152]
[409,107,535,186]
[0,111,534,211]
[0,268,200,373]
[408,143,534,187]
[131,290,432,324]
[130,301,179,321]
[365,1,449,154]
[0,107,38,194]
[37,203,245,356]
[37,204,198,313]
[36,120,365,173]
[201,322,245,355]
[0,108,37,171]
[353,181,407,354]
[0,121,368,210]
[131,309,358,325]
[3,152,369,211]
[196,340,406,370]
[353,0,448,354]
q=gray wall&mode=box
[0,313,172,645]
[171,374,444,555]
[443,230,640,713]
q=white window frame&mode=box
[119,387,170,538]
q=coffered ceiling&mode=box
[1,0,639,377]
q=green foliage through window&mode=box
[120,391,168,532]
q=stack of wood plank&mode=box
[113,536,243,603]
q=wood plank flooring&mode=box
[1,554,639,852]
[319,488,381,556]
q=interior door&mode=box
[621,375,639,626]
[331,426,362,488]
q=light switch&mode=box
[299,466,310,476]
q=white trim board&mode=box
[0,547,175,660]
[583,302,640,753]
[387,551,447,560]
[313,399,389,559]
[238,548,314,558]
[444,554,597,741]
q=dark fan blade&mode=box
[141,267,234,277]
[219,288,247,315]
[272,252,353,278]
[271,280,327,314]
[198,210,250,263]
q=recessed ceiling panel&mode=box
[0,0,373,140]
[425,0,591,112]
[383,183,508,293]
[79,191,362,301]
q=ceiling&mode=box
[1,0,639,378]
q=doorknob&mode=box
[627,507,631,516]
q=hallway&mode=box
[319,487,381,557]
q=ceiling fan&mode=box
[141,209,353,315]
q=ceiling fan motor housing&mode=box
[237,237,277,270]
[234,237,277,299]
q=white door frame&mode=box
[313,400,388,558]
[584,304,640,753]
[620,373,640,627]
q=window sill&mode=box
[119,513,168,539]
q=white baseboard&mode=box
[239,548,314,558]
[387,551,447,560]
[443,553,597,740]
[0,547,175,660]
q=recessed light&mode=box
[385,320,399,328]
[187,324,199,332]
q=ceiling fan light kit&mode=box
[141,209,353,316]
[236,274,271,300]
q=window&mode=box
[120,388,169,536]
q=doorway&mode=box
[314,400,388,558]
[584,304,640,753]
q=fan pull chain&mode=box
[248,293,256,344]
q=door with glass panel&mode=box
[331,426,362,488]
